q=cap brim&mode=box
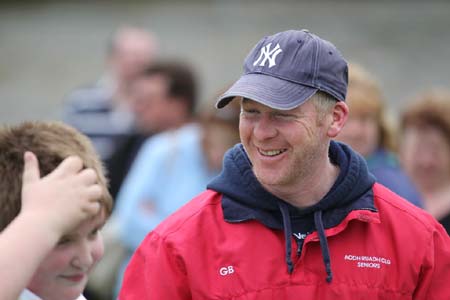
[216,73,318,110]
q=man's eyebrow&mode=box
[241,98,256,107]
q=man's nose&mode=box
[253,113,278,140]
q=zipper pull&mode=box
[295,238,304,257]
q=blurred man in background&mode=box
[86,60,199,300]
[62,26,159,162]
[62,26,159,300]
[106,60,198,200]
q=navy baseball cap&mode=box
[216,29,348,110]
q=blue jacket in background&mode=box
[366,148,423,208]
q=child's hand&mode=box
[20,151,103,237]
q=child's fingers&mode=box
[85,184,103,202]
[49,155,84,179]
[22,151,40,185]
[83,199,102,216]
[77,168,99,186]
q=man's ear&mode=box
[327,101,349,138]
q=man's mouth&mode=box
[258,148,287,157]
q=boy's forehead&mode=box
[64,211,106,236]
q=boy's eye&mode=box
[57,236,73,246]
[89,228,100,239]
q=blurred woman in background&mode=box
[400,88,450,233]
[336,63,423,207]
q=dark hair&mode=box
[0,121,113,232]
[139,61,198,114]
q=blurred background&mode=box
[1,0,450,125]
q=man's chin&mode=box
[255,172,286,188]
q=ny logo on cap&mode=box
[253,43,282,68]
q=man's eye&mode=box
[241,109,258,115]
[274,113,295,120]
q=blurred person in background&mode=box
[335,63,422,207]
[105,61,198,201]
[86,60,198,300]
[112,91,240,295]
[64,27,157,300]
[400,89,450,234]
[62,26,159,162]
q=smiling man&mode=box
[119,30,450,300]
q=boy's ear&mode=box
[327,101,349,138]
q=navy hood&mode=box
[207,140,376,280]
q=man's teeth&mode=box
[260,149,284,156]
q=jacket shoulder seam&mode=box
[373,184,435,233]
[154,190,221,239]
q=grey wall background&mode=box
[1,0,449,125]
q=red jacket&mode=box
[120,143,450,299]
[120,183,450,299]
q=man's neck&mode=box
[264,160,340,209]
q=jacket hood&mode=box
[207,140,376,280]
[208,140,376,230]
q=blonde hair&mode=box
[346,63,396,151]
[0,121,112,231]
[309,91,338,125]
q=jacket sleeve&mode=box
[413,222,450,299]
[118,231,191,300]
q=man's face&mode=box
[239,98,330,190]
[400,125,450,192]
[28,214,105,300]
[129,74,172,133]
[110,34,155,84]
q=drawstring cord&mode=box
[278,201,294,274]
[278,201,333,282]
[314,210,333,283]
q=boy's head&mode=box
[0,121,112,299]
[0,121,112,231]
